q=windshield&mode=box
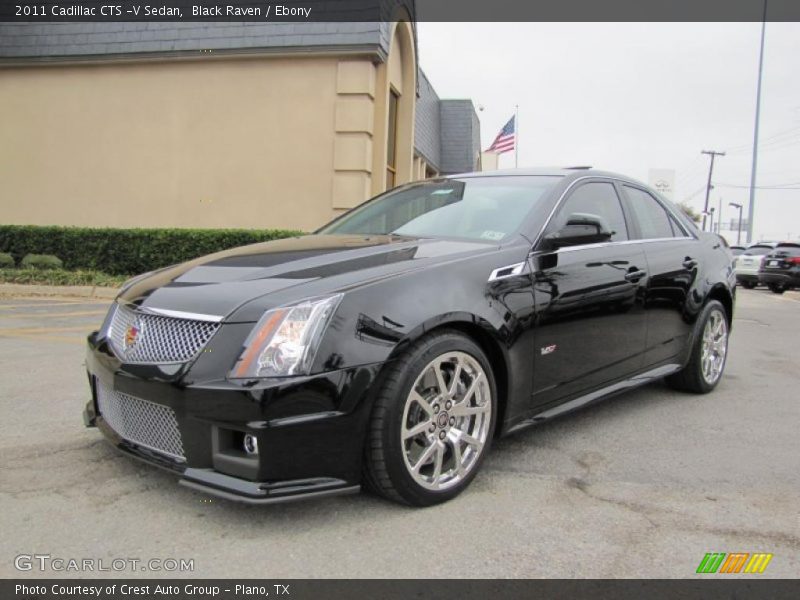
[319,176,562,242]
[744,245,772,256]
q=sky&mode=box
[417,22,800,244]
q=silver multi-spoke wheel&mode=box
[401,351,492,491]
[701,309,728,385]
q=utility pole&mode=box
[747,0,768,243]
[729,202,743,245]
[701,150,726,231]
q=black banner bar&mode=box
[2,0,800,23]
[5,579,800,600]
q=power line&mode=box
[724,125,800,153]
[714,182,800,190]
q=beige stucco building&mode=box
[0,18,481,231]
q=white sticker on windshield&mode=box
[480,230,505,241]
[431,189,454,195]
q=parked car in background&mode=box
[83,168,735,506]
[759,243,800,294]
[730,245,746,256]
[734,242,778,288]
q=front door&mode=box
[529,180,648,409]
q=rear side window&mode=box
[623,186,677,239]
[556,182,629,241]
[773,244,800,256]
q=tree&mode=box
[676,202,701,224]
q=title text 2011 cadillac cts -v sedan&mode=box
[84,169,735,506]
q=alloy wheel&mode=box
[400,351,492,491]
[701,309,728,385]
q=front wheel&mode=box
[740,280,757,289]
[363,331,496,506]
[666,300,729,394]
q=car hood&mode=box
[118,234,497,320]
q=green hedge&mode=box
[0,252,13,268]
[0,268,128,287]
[0,226,304,276]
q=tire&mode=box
[769,283,786,294]
[363,330,497,506]
[741,281,756,289]
[666,300,729,394]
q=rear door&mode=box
[620,184,699,367]
[529,180,648,408]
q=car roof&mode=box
[447,167,647,186]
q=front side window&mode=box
[624,185,676,239]
[553,182,629,241]
[319,176,562,242]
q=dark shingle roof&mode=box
[414,69,442,170]
[0,22,389,60]
[439,99,481,174]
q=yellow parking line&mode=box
[3,310,106,320]
[0,332,84,345]
[0,301,107,309]
[0,326,90,334]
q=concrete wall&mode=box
[0,54,393,231]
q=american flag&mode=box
[486,115,516,154]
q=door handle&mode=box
[624,269,647,283]
[682,257,698,269]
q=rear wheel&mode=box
[363,331,496,506]
[666,300,729,394]
[769,283,786,294]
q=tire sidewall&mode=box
[380,333,497,506]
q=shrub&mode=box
[0,226,304,276]
[0,252,13,268]
[20,254,64,270]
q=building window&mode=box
[386,89,399,189]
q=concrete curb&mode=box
[0,283,119,300]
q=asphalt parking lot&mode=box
[1,288,798,578]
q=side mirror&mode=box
[544,213,614,249]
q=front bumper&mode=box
[735,273,760,285]
[84,332,382,504]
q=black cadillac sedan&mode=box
[84,168,735,506]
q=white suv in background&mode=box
[734,242,779,288]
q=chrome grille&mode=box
[95,378,185,461]
[108,304,220,364]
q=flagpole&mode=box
[514,104,519,168]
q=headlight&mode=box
[98,303,118,339]
[229,294,343,378]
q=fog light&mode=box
[243,433,259,456]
